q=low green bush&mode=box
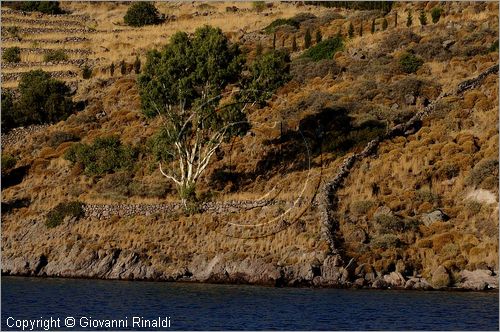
[43,49,68,62]
[252,1,266,13]
[46,201,84,228]
[300,37,343,61]
[124,2,161,27]
[2,70,74,131]
[399,52,424,74]
[2,47,21,63]
[64,136,137,176]
[264,18,300,33]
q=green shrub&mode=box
[43,49,68,62]
[300,37,343,61]
[372,234,401,249]
[2,70,74,131]
[382,18,388,30]
[4,26,20,38]
[2,47,21,63]
[264,18,300,33]
[46,201,84,228]
[375,214,420,233]
[124,2,161,27]
[415,188,438,203]
[64,136,136,176]
[348,22,354,38]
[1,154,16,174]
[134,56,141,74]
[399,52,424,73]
[431,7,443,23]
[466,159,499,189]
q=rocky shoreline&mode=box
[2,252,498,291]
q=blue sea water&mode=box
[1,276,498,330]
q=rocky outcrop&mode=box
[1,125,50,147]
[458,270,498,290]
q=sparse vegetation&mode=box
[43,50,68,62]
[252,1,266,13]
[2,70,74,131]
[431,7,443,24]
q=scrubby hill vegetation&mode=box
[1,1,498,289]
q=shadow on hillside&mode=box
[210,107,387,191]
[2,165,30,189]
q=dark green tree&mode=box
[371,19,376,34]
[134,55,141,74]
[418,10,427,26]
[315,29,322,43]
[3,70,74,130]
[292,35,297,51]
[406,10,413,27]
[394,12,398,26]
[139,26,290,201]
[348,22,354,38]
[20,1,63,14]
[431,7,443,23]
[273,32,277,49]
[304,28,312,49]
[110,62,115,76]
[382,18,388,30]
[124,2,161,27]
[120,60,126,75]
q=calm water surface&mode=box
[2,276,498,330]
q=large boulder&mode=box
[421,209,449,226]
[458,270,498,290]
[431,265,451,288]
[404,277,433,290]
[383,272,406,287]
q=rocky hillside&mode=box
[1,1,498,290]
